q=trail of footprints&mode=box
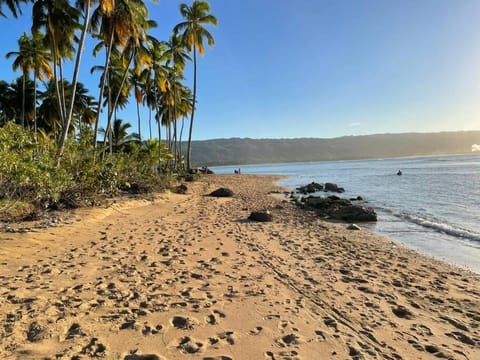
[1,178,479,359]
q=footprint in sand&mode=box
[277,333,302,347]
[124,353,164,360]
[171,316,198,330]
[249,326,263,336]
[177,336,205,354]
[218,331,235,345]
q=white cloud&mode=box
[472,144,480,152]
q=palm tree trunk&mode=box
[55,0,92,166]
[33,73,37,143]
[179,117,185,163]
[58,61,67,126]
[93,31,115,148]
[186,45,197,171]
[148,107,152,140]
[21,74,25,128]
[103,48,134,147]
[51,40,65,144]
[136,95,141,142]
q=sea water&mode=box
[211,154,480,273]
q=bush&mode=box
[0,123,174,217]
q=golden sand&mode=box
[0,174,479,359]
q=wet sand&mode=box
[0,174,479,359]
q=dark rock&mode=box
[324,183,345,193]
[174,184,188,194]
[296,182,323,194]
[301,194,376,222]
[248,211,273,222]
[124,355,160,360]
[209,188,234,197]
[392,305,414,319]
[329,205,377,222]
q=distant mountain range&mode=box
[190,131,480,166]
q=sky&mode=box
[0,0,480,140]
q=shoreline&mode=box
[214,158,480,275]
[0,174,479,359]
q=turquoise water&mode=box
[212,154,480,273]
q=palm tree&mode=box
[162,34,190,164]
[0,79,30,125]
[55,0,115,166]
[6,33,33,128]
[174,0,217,170]
[90,0,154,148]
[6,32,52,132]
[32,0,80,140]
[0,0,26,18]
[37,79,94,135]
[99,118,139,152]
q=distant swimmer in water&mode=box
[397,170,402,176]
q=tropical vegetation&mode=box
[0,0,217,221]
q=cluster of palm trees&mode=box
[0,0,217,170]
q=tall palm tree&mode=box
[174,0,217,170]
[6,33,33,128]
[162,33,190,163]
[90,0,154,148]
[6,32,52,132]
[55,0,115,166]
[32,0,79,140]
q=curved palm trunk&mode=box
[186,44,197,171]
[55,0,92,166]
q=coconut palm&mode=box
[32,0,80,139]
[90,0,154,148]
[0,0,26,18]
[99,118,139,152]
[173,0,217,170]
[0,78,34,126]
[55,0,115,166]
[162,34,190,161]
[38,79,94,135]
[6,32,52,132]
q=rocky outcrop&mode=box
[329,204,377,222]
[302,195,377,222]
[296,182,323,194]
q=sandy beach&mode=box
[0,174,479,360]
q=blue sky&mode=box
[1,0,480,140]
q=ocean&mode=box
[211,154,480,273]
